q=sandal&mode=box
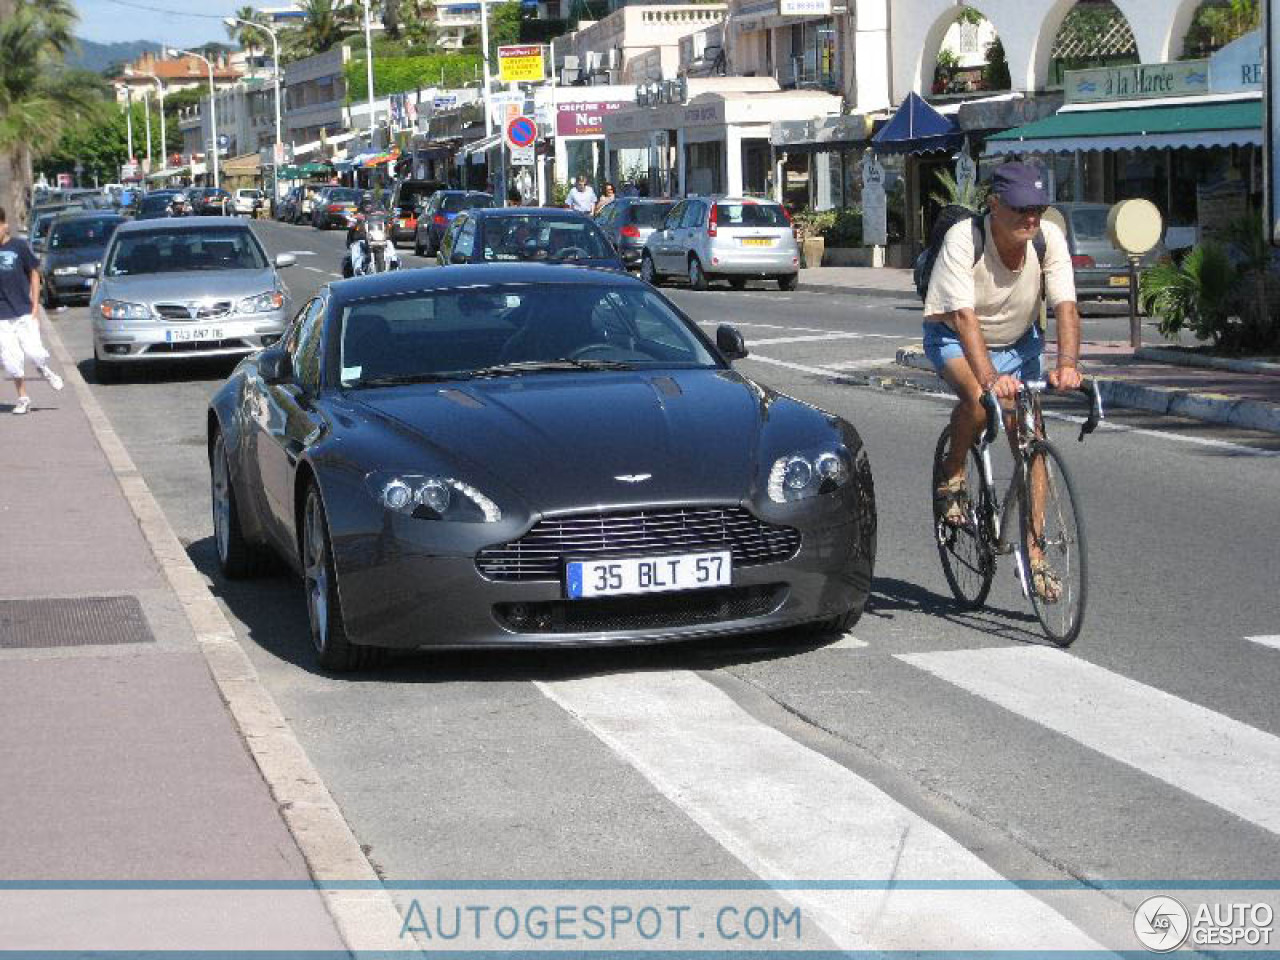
[1030,560,1062,603]
[934,477,969,526]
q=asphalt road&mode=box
[50,216,1280,951]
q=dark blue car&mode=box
[437,207,625,273]
[413,190,493,256]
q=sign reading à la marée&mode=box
[1064,60,1210,103]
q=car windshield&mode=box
[339,283,717,387]
[139,197,171,214]
[630,203,674,227]
[50,217,121,249]
[441,193,492,213]
[240,190,262,199]
[1070,208,1110,242]
[715,202,789,228]
[34,215,57,239]
[104,228,268,275]
[327,189,361,203]
[396,184,439,208]
[480,216,613,262]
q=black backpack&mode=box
[914,204,1046,301]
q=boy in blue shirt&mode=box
[0,206,64,414]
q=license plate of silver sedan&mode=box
[207,263,877,671]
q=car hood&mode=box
[44,244,109,266]
[349,369,767,511]
[96,268,279,303]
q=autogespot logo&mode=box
[1134,896,1190,952]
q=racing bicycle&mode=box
[932,379,1103,646]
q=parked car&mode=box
[413,190,494,256]
[39,211,125,308]
[293,185,324,224]
[233,188,264,216]
[387,178,447,245]
[29,211,60,254]
[641,196,800,291]
[312,187,363,229]
[135,191,180,221]
[191,188,233,216]
[437,208,624,272]
[88,216,295,382]
[595,198,676,270]
[277,186,315,223]
[1049,201,1166,300]
[205,264,876,670]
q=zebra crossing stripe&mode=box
[537,670,1102,951]
[1246,635,1280,651]
[897,647,1280,836]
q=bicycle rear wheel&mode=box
[1019,440,1087,647]
[932,426,994,610]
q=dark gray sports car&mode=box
[207,264,876,670]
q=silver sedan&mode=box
[87,217,294,381]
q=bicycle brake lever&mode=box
[1077,380,1103,443]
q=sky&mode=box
[73,0,257,48]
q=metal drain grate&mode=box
[0,596,156,648]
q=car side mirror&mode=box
[258,346,293,384]
[716,325,748,361]
[274,253,297,268]
[77,263,99,278]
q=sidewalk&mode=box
[799,265,1280,435]
[0,315,411,954]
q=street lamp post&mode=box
[139,71,167,177]
[361,0,377,148]
[480,0,493,137]
[116,85,135,167]
[222,18,283,180]
[169,48,219,190]
[142,88,153,174]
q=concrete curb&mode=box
[894,347,1280,436]
[797,281,919,300]
[1134,346,1280,377]
[42,313,419,956]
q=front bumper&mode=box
[332,492,874,650]
[47,271,96,300]
[93,311,287,363]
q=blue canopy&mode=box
[871,91,962,155]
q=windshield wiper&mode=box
[467,358,638,378]
[351,372,458,388]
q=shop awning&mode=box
[279,162,334,179]
[986,99,1262,155]
[222,152,261,176]
[871,91,963,155]
[459,133,500,158]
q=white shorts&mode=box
[0,313,51,380]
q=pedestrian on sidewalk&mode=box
[0,206,64,415]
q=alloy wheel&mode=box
[303,495,330,654]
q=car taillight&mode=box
[433,214,446,226]
[620,223,640,238]
[1071,254,1095,269]
[328,204,342,212]
[707,205,718,238]
[781,205,799,239]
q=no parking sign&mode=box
[504,115,538,151]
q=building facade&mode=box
[283,46,350,149]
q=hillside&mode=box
[68,37,163,74]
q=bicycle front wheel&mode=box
[932,426,994,610]
[1019,440,1088,647]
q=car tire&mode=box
[688,256,708,291]
[777,273,798,291]
[301,484,370,672]
[728,277,747,291]
[641,253,661,286]
[43,284,59,309]
[414,236,425,256]
[805,607,861,637]
[211,431,265,579]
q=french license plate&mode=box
[1109,275,1130,286]
[742,237,774,247]
[566,549,732,599]
[166,327,222,342]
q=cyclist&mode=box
[922,161,1082,600]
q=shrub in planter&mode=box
[1139,242,1238,346]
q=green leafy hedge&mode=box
[345,54,482,101]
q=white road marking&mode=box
[898,647,1280,836]
[748,333,870,346]
[701,320,844,335]
[328,273,343,279]
[829,632,869,648]
[537,671,1101,951]
[740,354,843,377]
[304,266,325,273]
[284,250,316,256]
[1247,635,1280,650]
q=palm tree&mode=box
[284,0,350,60]
[226,5,269,78]
[0,0,99,223]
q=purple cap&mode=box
[991,162,1050,208]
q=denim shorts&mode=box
[921,322,1043,381]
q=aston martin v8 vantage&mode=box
[207,264,876,670]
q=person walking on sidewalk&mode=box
[565,175,597,215]
[0,206,64,414]
[921,162,1081,599]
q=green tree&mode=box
[282,0,351,62]
[226,6,270,76]
[488,0,524,64]
[982,36,1011,90]
[0,0,103,220]
[1182,0,1260,58]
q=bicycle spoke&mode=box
[1021,442,1087,647]
[933,427,995,611]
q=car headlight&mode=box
[364,471,501,523]
[767,445,852,503]
[238,290,285,314]
[53,266,80,276]
[99,299,151,321]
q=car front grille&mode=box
[153,301,233,321]
[476,506,802,582]
[143,338,254,354]
[493,584,788,634]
